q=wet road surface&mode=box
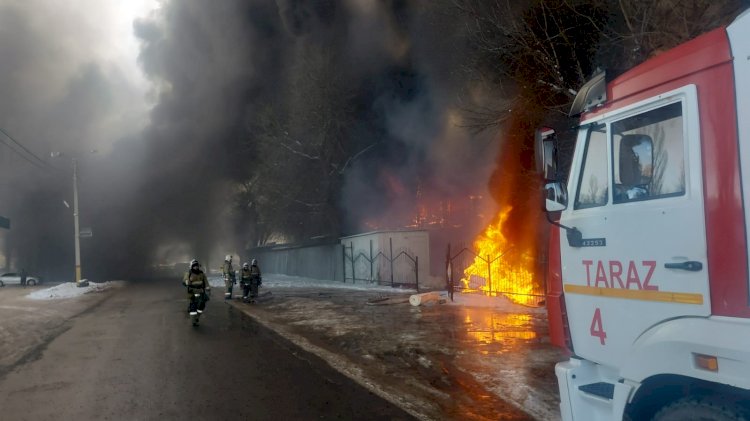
[0,279,414,420]
[225,281,563,420]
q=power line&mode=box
[0,128,47,169]
[0,135,47,170]
[0,127,54,170]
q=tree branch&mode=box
[337,142,380,175]
[277,141,320,161]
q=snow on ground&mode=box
[265,274,418,293]
[261,273,543,314]
[207,275,225,288]
[209,273,419,293]
[27,281,125,300]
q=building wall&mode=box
[249,242,344,282]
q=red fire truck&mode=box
[538,9,750,421]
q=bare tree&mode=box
[243,45,378,244]
[455,0,743,131]
[614,0,744,70]
[455,0,608,121]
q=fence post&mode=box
[342,244,346,283]
[446,243,452,302]
[350,242,355,284]
[415,256,419,292]
[389,237,394,287]
[487,255,492,296]
[369,239,373,282]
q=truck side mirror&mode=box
[535,127,558,181]
[545,182,567,212]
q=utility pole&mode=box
[73,158,83,286]
[52,151,91,287]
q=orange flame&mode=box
[461,206,541,307]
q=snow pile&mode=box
[27,281,125,300]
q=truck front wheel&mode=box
[654,397,748,421]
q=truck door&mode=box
[559,86,711,367]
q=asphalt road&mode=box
[0,279,414,420]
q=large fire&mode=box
[461,206,541,307]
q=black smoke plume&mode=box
[1,0,502,280]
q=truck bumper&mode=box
[556,358,634,421]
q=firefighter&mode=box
[183,259,210,326]
[240,262,252,302]
[248,259,262,302]
[222,254,236,299]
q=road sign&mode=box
[0,216,9,229]
[79,227,93,238]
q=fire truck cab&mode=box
[539,9,750,421]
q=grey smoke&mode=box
[0,0,502,281]
[0,1,150,280]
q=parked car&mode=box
[0,272,42,287]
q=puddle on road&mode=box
[403,301,561,420]
[461,311,540,351]
[406,303,546,352]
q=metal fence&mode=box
[445,242,546,307]
[248,241,344,282]
[342,238,420,291]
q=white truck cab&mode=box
[540,9,750,421]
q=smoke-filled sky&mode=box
[0,0,155,155]
[0,0,502,280]
[0,0,159,279]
